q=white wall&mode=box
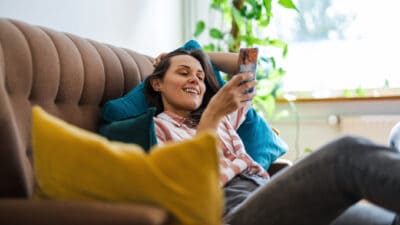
[271,99,400,162]
[0,0,183,56]
[182,0,222,45]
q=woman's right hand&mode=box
[197,73,256,132]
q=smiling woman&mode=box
[139,48,400,225]
[149,55,207,117]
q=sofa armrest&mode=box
[268,158,293,176]
[0,199,168,225]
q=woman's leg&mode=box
[225,136,400,225]
[330,203,396,225]
[223,175,260,216]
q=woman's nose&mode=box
[187,74,200,83]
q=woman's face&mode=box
[151,54,206,117]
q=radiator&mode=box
[339,115,400,145]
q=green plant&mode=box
[193,0,298,118]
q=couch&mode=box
[0,18,288,225]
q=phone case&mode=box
[238,47,258,76]
[237,48,258,93]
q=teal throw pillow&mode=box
[102,82,148,122]
[99,107,157,151]
[237,109,288,169]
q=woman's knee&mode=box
[330,203,396,225]
[334,135,373,149]
[316,135,373,158]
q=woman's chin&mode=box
[185,103,202,111]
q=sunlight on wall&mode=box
[0,0,183,56]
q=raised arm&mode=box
[197,73,256,133]
[207,52,239,75]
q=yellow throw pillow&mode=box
[32,106,223,225]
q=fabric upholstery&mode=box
[33,106,222,225]
[0,199,168,225]
[0,18,154,198]
[0,18,170,225]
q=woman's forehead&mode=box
[170,55,203,70]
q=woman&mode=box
[144,49,400,225]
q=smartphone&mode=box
[237,47,258,93]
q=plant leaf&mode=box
[278,0,299,12]
[343,89,353,97]
[209,28,224,40]
[384,79,390,88]
[270,57,276,69]
[356,86,366,97]
[263,0,272,15]
[269,39,287,48]
[304,147,313,153]
[193,21,205,37]
[203,43,216,51]
[282,44,288,57]
[259,18,270,27]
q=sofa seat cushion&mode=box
[32,106,223,225]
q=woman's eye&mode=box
[197,75,204,81]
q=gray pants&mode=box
[224,136,400,225]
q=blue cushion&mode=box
[99,107,157,151]
[237,109,288,169]
[100,40,288,169]
[102,82,149,122]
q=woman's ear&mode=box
[150,78,161,91]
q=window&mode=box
[274,0,400,98]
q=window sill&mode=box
[277,95,400,103]
[277,88,400,103]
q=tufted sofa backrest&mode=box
[0,18,154,198]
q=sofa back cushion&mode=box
[0,18,154,197]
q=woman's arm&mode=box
[207,52,239,75]
[154,52,239,75]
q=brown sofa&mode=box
[0,18,288,225]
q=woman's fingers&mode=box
[229,72,254,87]
[207,72,256,116]
[232,76,257,99]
